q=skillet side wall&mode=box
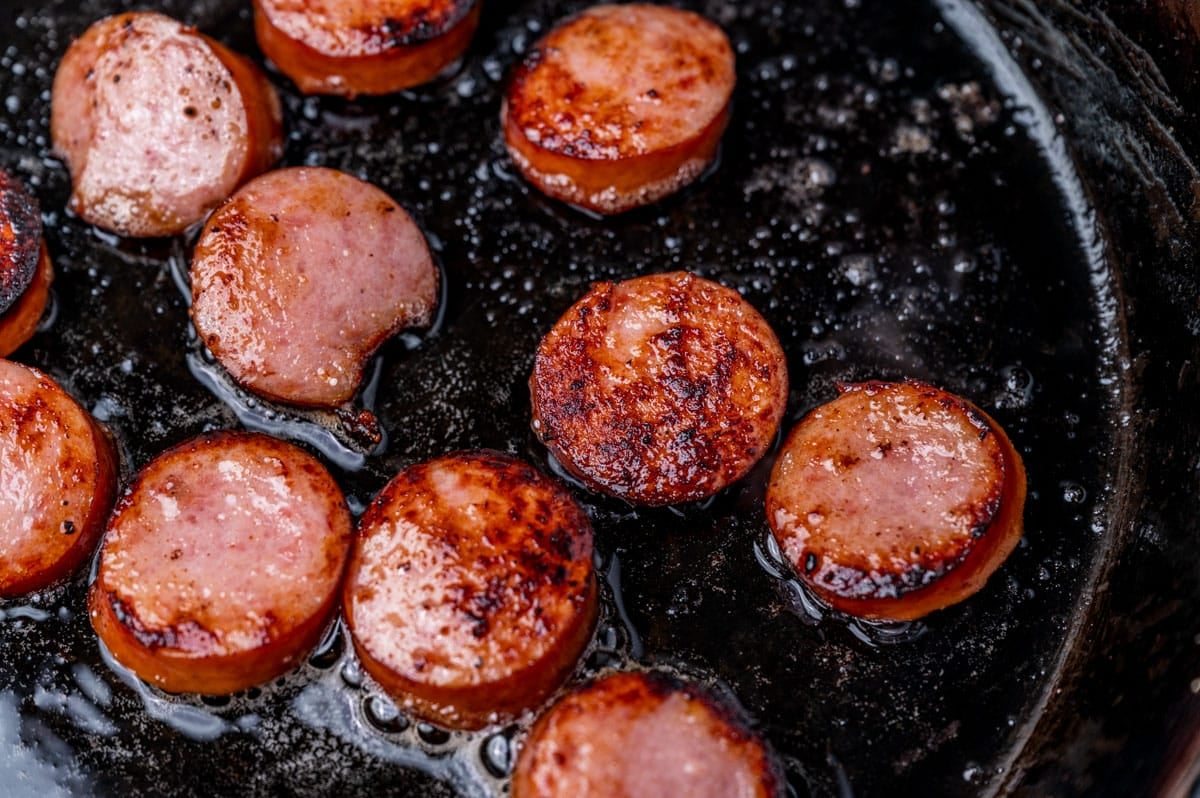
[974,1,1200,795]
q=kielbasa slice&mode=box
[254,0,481,97]
[530,271,788,506]
[344,450,597,730]
[0,170,52,356]
[0,360,117,596]
[89,430,351,694]
[766,380,1027,621]
[512,670,784,798]
[190,167,439,408]
[502,4,735,214]
[51,12,284,237]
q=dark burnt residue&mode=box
[0,169,42,312]
[108,593,219,652]
[361,0,477,48]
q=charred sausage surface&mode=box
[190,166,439,408]
[502,4,735,214]
[90,430,351,694]
[531,271,788,506]
[254,0,481,97]
[512,670,784,798]
[0,360,117,597]
[766,380,1026,621]
[51,12,283,237]
[344,450,597,730]
[0,170,52,356]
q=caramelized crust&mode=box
[51,12,283,237]
[531,271,788,506]
[344,450,597,730]
[254,0,481,96]
[766,381,1027,621]
[0,171,52,356]
[502,4,735,213]
[89,431,352,694]
[0,243,52,357]
[512,671,784,798]
[0,170,42,313]
[0,360,117,596]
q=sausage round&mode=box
[190,166,439,408]
[89,430,351,694]
[502,4,735,214]
[0,360,118,597]
[530,271,788,506]
[343,450,597,730]
[0,170,52,356]
[254,0,481,97]
[51,12,284,238]
[766,380,1027,621]
[512,670,784,798]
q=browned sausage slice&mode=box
[0,171,52,356]
[51,12,284,237]
[530,271,788,506]
[502,4,735,214]
[344,450,597,730]
[766,380,1027,621]
[89,430,351,694]
[254,0,481,97]
[512,671,784,798]
[0,360,117,596]
[190,167,439,408]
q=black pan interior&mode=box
[0,1,1133,796]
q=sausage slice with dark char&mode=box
[344,450,597,730]
[502,4,735,214]
[254,0,481,97]
[51,12,283,237]
[0,360,117,597]
[0,170,53,356]
[89,431,351,694]
[512,670,784,798]
[190,167,439,408]
[530,271,788,506]
[766,380,1027,621]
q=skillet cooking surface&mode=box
[0,1,1124,795]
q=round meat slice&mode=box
[766,380,1027,621]
[89,430,352,694]
[190,167,439,408]
[0,171,53,356]
[51,12,284,237]
[0,360,117,597]
[344,450,597,730]
[254,0,481,97]
[512,670,784,798]
[502,4,735,214]
[530,271,788,506]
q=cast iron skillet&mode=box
[0,1,1195,796]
